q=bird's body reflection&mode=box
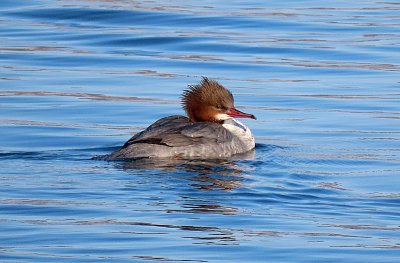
[118,149,255,192]
[112,150,257,233]
[94,146,282,245]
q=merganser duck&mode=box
[105,77,256,160]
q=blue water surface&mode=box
[1,0,400,262]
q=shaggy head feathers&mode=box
[182,77,234,122]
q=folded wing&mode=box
[122,115,233,149]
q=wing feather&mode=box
[122,116,233,148]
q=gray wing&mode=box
[162,122,234,147]
[122,115,189,146]
[122,115,233,148]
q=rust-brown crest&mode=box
[181,77,234,122]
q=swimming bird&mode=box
[105,77,256,160]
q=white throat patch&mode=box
[215,113,232,121]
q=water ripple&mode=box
[1,0,400,262]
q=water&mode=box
[1,0,400,262]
